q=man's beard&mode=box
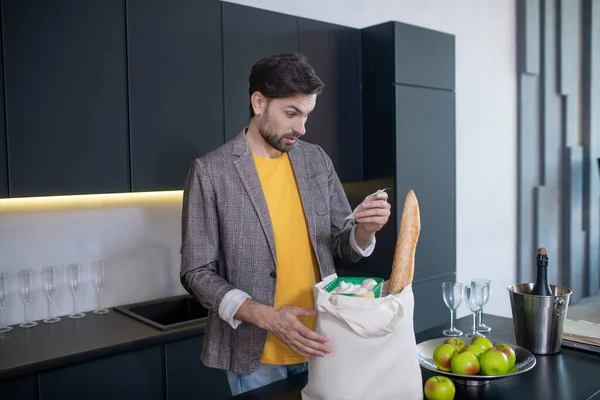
[258,110,299,153]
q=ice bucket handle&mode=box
[554,298,565,316]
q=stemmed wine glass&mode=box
[42,266,61,324]
[18,269,37,328]
[442,282,464,337]
[91,260,109,314]
[465,282,485,338]
[472,279,491,332]
[67,263,86,319]
[0,272,13,333]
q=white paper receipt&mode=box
[345,188,391,220]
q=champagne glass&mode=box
[0,272,13,333]
[42,266,61,324]
[18,269,37,328]
[67,263,86,319]
[91,260,109,314]
[465,282,485,338]
[442,282,464,336]
[472,279,491,332]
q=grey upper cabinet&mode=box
[394,85,456,282]
[222,5,364,182]
[2,0,130,197]
[127,0,224,192]
[222,3,299,140]
[393,23,455,91]
[0,19,7,199]
[298,18,363,183]
[361,21,456,330]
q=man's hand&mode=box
[353,191,391,248]
[265,306,331,358]
[234,300,330,358]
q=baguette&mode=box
[389,189,421,294]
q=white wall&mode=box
[222,0,518,319]
[0,193,187,327]
[0,0,517,327]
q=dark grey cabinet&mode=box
[361,21,456,331]
[0,19,7,199]
[394,85,456,282]
[298,18,363,183]
[0,1,366,198]
[221,5,364,182]
[2,0,130,197]
[38,346,164,400]
[127,0,225,192]
[392,23,455,91]
[0,335,231,400]
[413,273,457,333]
[165,336,231,400]
[222,3,299,140]
[3,336,230,400]
[0,375,38,400]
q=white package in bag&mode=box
[301,274,423,400]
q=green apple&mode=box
[496,343,517,369]
[465,344,485,359]
[424,376,456,400]
[470,336,494,352]
[479,348,509,376]
[507,365,518,374]
[444,338,467,353]
[450,350,480,375]
[433,344,458,372]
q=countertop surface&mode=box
[233,314,600,400]
[0,304,204,382]
[2,305,599,399]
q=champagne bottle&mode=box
[531,247,553,296]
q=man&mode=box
[180,52,391,396]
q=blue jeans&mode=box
[226,362,308,396]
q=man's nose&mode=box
[294,119,306,136]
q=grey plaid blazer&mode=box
[180,130,363,375]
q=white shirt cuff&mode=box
[218,289,251,329]
[350,224,376,257]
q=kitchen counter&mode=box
[2,308,599,399]
[233,315,600,400]
[0,306,205,382]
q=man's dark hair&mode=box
[248,52,325,118]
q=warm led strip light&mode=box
[0,190,184,213]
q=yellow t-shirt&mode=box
[253,152,321,365]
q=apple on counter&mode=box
[443,338,467,353]
[424,376,455,400]
[430,337,518,377]
[432,344,458,372]
[465,344,485,359]
[450,351,480,375]
[470,336,494,352]
[496,343,517,369]
[479,348,510,376]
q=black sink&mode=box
[114,294,208,331]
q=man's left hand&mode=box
[353,191,391,247]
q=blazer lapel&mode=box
[232,132,277,269]
[288,144,318,261]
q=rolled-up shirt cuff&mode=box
[218,289,251,329]
[350,224,376,257]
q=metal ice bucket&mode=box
[507,283,572,355]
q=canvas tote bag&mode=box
[301,274,423,400]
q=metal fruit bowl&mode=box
[417,337,536,386]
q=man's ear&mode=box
[251,91,267,116]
